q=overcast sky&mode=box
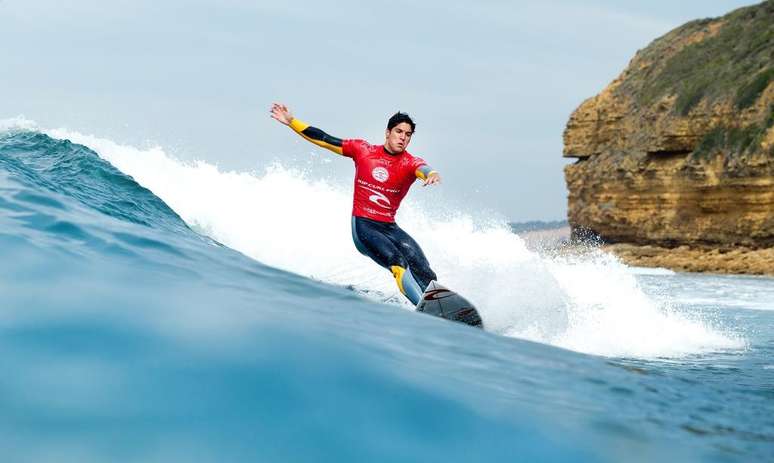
[0,0,756,221]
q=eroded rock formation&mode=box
[564,1,774,262]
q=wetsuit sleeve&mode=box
[414,159,437,181]
[289,118,344,156]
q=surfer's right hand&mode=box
[270,103,294,125]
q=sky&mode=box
[0,0,757,221]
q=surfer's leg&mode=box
[388,225,437,291]
[352,217,424,304]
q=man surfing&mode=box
[270,103,440,305]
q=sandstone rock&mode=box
[563,1,774,273]
[604,243,774,276]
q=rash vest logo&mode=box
[360,185,391,209]
[371,167,389,183]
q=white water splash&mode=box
[45,127,746,358]
[0,116,38,133]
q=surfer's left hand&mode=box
[423,172,441,187]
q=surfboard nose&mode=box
[416,282,484,329]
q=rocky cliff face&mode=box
[564,1,774,249]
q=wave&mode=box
[0,120,745,358]
[0,130,188,235]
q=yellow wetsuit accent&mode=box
[390,265,407,294]
[289,118,344,156]
[390,264,424,304]
[289,117,309,133]
[415,168,438,181]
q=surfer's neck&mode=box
[382,145,402,156]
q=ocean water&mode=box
[1,120,772,462]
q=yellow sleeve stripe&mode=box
[415,168,437,180]
[288,118,344,156]
[289,118,309,133]
[390,266,407,294]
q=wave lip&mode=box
[1,130,190,235]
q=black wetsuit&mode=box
[351,216,437,292]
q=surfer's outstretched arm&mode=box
[270,103,344,156]
[289,119,345,156]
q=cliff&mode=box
[563,1,774,272]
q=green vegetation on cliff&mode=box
[694,104,774,159]
[633,1,773,116]
[736,68,774,109]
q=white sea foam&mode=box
[626,266,676,276]
[0,116,38,134]
[45,127,747,358]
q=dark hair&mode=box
[387,112,416,132]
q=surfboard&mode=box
[416,281,484,328]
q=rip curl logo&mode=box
[360,185,391,209]
[371,167,389,183]
[422,289,454,301]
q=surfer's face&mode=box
[384,122,413,154]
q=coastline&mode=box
[603,243,774,277]
[512,224,774,276]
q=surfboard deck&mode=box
[416,281,484,328]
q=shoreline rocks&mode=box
[603,243,774,276]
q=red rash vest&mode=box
[342,139,427,223]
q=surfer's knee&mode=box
[390,265,424,305]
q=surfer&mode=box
[270,103,441,305]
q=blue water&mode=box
[1,129,773,462]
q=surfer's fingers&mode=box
[270,104,286,117]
